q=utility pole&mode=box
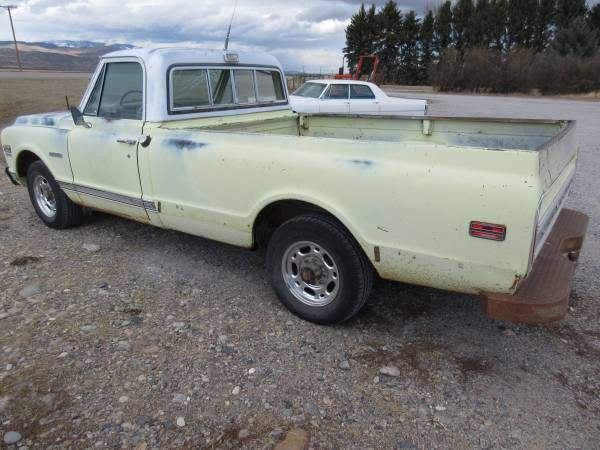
[1,5,22,71]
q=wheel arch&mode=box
[15,149,43,180]
[251,196,372,260]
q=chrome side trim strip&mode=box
[57,181,157,212]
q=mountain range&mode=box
[0,41,136,71]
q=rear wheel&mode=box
[27,160,82,229]
[267,214,373,324]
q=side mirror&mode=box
[70,106,91,128]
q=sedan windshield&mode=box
[293,82,327,98]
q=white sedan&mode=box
[289,80,427,116]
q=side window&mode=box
[324,84,349,100]
[83,65,106,116]
[172,69,210,109]
[255,70,285,102]
[350,84,375,99]
[97,62,143,120]
[233,69,256,104]
[209,69,234,105]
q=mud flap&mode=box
[481,208,589,324]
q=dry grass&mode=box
[0,74,89,127]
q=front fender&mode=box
[3,125,74,184]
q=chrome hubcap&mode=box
[33,175,56,218]
[282,241,340,307]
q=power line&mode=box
[1,4,22,71]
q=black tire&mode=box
[267,214,373,325]
[26,160,82,229]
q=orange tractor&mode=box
[335,54,381,84]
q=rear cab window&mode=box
[169,65,287,113]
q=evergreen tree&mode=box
[420,10,436,81]
[488,0,508,51]
[434,1,453,53]
[453,0,476,51]
[555,0,588,30]
[399,11,421,84]
[375,1,403,83]
[533,0,556,52]
[552,16,599,58]
[343,4,379,73]
[506,0,538,48]
[588,4,600,34]
[473,0,492,48]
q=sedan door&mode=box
[348,84,379,114]
[319,84,350,114]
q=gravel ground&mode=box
[1,91,599,449]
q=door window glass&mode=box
[97,62,143,120]
[323,84,349,100]
[350,84,376,99]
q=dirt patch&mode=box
[550,324,600,360]
[10,255,41,266]
[454,356,495,379]
[0,363,72,444]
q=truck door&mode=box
[67,60,148,221]
[319,84,350,114]
[348,84,379,114]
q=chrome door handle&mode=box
[116,138,137,145]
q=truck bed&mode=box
[158,111,577,290]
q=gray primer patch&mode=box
[166,138,208,151]
[345,159,375,167]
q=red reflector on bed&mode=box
[470,222,506,241]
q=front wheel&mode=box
[267,214,373,324]
[26,160,82,229]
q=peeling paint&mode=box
[15,112,68,127]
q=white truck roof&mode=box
[102,47,284,71]
[81,47,289,122]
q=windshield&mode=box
[293,82,327,98]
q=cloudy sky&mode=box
[1,0,599,72]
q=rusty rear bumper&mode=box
[481,208,589,324]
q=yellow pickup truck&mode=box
[1,48,588,325]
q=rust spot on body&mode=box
[511,274,522,290]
